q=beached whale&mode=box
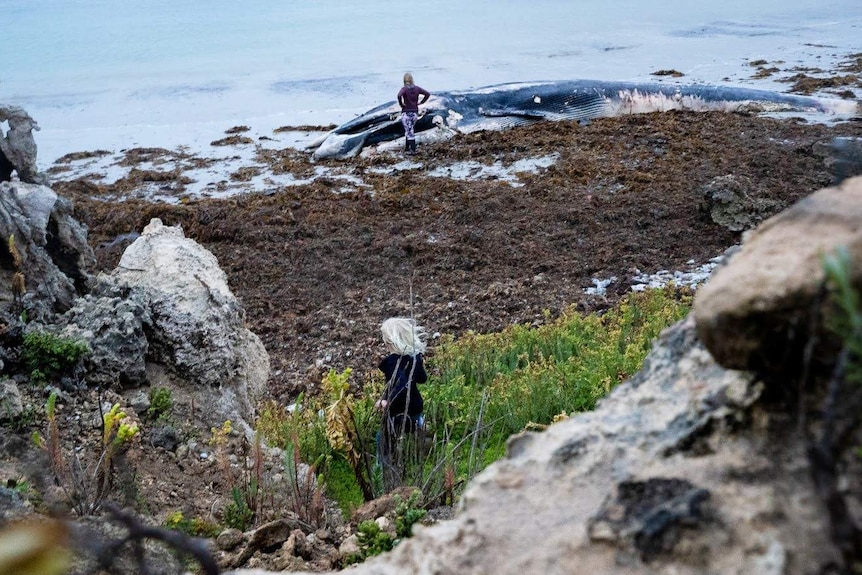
[308,80,859,160]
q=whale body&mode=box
[309,80,859,160]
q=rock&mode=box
[351,486,420,524]
[50,286,150,387]
[698,174,779,232]
[41,484,73,516]
[108,218,270,426]
[586,478,712,562]
[128,389,150,414]
[217,528,244,551]
[831,136,862,184]
[338,534,360,558]
[313,528,330,542]
[149,425,180,452]
[693,175,862,374]
[283,529,310,559]
[0,105,48,185]
[375,516,394,536]
[233,518,306,567]
[0,379,23,421]
[68,514,184,575]
[0,486,29,520]
[0,182,95,321]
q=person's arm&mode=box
[419,87,430,105]
[397,87,407,109]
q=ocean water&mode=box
[1,0,860,166]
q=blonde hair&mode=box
[381,317,426,355]
[403,72,414,86]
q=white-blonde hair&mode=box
[403,72,414,86]
[381,317,426,355]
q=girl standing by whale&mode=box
[397,73,430,155]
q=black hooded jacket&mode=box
[379,353,427,417]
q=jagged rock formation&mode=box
[50,285,151,388]
[229,178,862,575]
[698,174,780,232]
[0,183,269,428]
[832,137,862,184]
[104,218,270,426]
[0,105,49,186]
[0,182,95,321]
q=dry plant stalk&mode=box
[7,234,25,302]
[284,437,325,529]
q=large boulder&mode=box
[0,182,95,321]
[106,218,269,425]
[692,175,862,374]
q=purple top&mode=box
[397,85,430,113]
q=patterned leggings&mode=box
[401,111,419,141]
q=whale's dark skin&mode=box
[309,80,858,160]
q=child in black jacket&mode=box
[376,317,429,489]
[376,317,428,434]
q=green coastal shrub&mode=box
[22,330,90,384]
[146,387,173,421]
[421,287,691,483]
[259,287,690,513]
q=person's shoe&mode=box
[408,140,417,155]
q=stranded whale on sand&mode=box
[308,80,859,160]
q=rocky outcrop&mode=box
[0,182,95,321]
[0,185,269,427]
[0,105,49,185]
[106,218,270,425]
[831,137,862,185]
[50,284,151,388]
[698,174,779,232]
[0,379,23,421]
[693,175,862,374]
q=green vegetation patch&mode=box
[257,287,691,512]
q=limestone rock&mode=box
[0,486,30,520]
[0,105,48,185]
[0,379,23,421]
[338,534,360,558]
[50,285,151,387]
[693,175,862,373]
[109,218,269,424]
[217,528,245,551]
[351,486,420,524]
[233,519,306,567]
[698,174,779,232]
[69,515,184,575]
[586,477,711,562]
[0,182,95,321]
[831,136,862,184]
[226,316,844,575]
